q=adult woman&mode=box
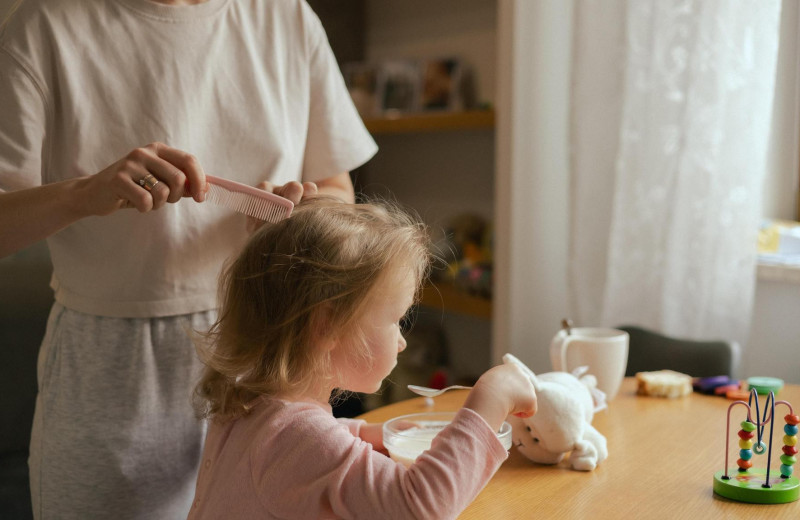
[0,0,376,518]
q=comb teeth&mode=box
[204,175,294,223]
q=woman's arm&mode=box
[0,142,206,258]
[0,179,86,258]
[315,171,354,203]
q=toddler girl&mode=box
[188,198,537,519]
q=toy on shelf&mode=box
[434,213,493,298]
[502,354,608,471]
[712,388,799,503]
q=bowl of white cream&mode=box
[383,411,512,467]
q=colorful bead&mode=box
[739,449,753,460]
[738,430,755,440]
[780,454,797,466]
[740,421,756,432]
[737,458,753,470]
[727,389,750,400]
[781,417,797,478]
[739,438,754,450]
[753,441,767,455]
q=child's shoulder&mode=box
[257,396,344,434]
[248,397,363,462]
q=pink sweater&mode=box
[187,397,507,519]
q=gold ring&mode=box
[138,174,159,192]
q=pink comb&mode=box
[204,175,294,223]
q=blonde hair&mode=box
[193,197,431,421]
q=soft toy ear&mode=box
[502,353,539,389]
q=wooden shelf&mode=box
[363,109,495,135]
[418,281,492,320]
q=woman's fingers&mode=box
[244,180,318,233]
[87,143,208,216]
[275,181,304,205]
[136,172,169,210]
[119,163,158,212]
[301,181,319,199]
[271,181,319,206]
[147,143,206,202]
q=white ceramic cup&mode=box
[549,327,629,401]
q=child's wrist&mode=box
[463,379,509,431]
[359,423,385,450]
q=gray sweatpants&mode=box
[29,303,213,520]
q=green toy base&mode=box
[713,469,800,504]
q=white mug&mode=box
[549,327,629,401]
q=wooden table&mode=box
[359,378,800,519]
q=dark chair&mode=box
[0,242,52,520]
[618,325,739,378]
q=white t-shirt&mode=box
[0,0,377,318]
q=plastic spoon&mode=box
[407,384,473,397]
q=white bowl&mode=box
[383,411,512,467]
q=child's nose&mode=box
[398,334,407,352]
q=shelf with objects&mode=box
[419,211,493,320]
[343,53,495,321]
[315,0,498,412]
[363,109,495,135]
[420,280,491,321]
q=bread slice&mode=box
[636,370,692,398]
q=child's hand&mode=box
[462,364,537,432]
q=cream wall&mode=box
[763,0,800,221]
[749,0,800,385]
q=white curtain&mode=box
[570,0,782,345]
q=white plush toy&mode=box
[503,353,608,471]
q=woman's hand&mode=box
[77,142,207,217]
[245,180,319,233]
[0,142,207,258]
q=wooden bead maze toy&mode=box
[712,388,799,503]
